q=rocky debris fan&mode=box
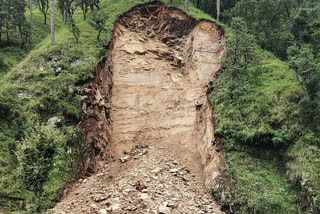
[51,144,223,214]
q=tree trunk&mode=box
[184,0,188,9]
[216,0,220,22]
[196,0,200,8]
[44,13,47,25]
[97,29,102,40]
[29,0,32,45]
[51,0,55,45]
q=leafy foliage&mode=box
[288,45,320,132]
[16,125,64,212]
[88,10,107,40]
[0,0,30,45]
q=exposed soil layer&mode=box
[56,2,225,213]
[110,2,225,187]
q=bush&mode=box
[16,124,66,213]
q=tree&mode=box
[77,0,88,20]
[11,0,29,44]
[288,45,320,130]
[221,17,256,99]
[51,0,55,44]
[57,0,76,24]
[232,0,296,59]
[88,10,107,40]
[0,0,29,45]
[29,0,32,44]
[185,0,189,9]
[288,45,320,100]
[18,21,31,45]
[68,17,80,43]
[36,0,50,24]
[224,17,255,72]
[0,0,5,44]
[76,0,100,20]
[89,0,100,11]
[216,0,220,21]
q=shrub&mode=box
[16,124,66,213]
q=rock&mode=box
[139,193,152,202]
[71,59,82,67]
[169,168,179,173]
[173,161,178,165]
[135,181,147,192]
[99,209,107,214]
[152,167,162,175]
[47,116,63,126]
[81,95,88,101]
[167,201,177,208]
[158,203,172,214]
[17,92,31,99]
[120,155,130,163]
[93,195,108,202]
[90,203,98,209]
[181,176,189,182]
[211,172,220,180]
[107,203,121,211]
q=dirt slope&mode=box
[52,2,225,213]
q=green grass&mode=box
[213,150,298,214]
[210,43,305,213]
[287,135,320,212]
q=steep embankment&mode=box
[53,2,225,213]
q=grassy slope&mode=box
[0,0,318,213]
[211,35,320,212]
[210,47,302,213]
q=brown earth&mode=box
[52,2,225,213]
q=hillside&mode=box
[0,0,319,213]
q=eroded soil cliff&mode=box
[54,2,225,213]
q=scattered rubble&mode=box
[52,145,223,214]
